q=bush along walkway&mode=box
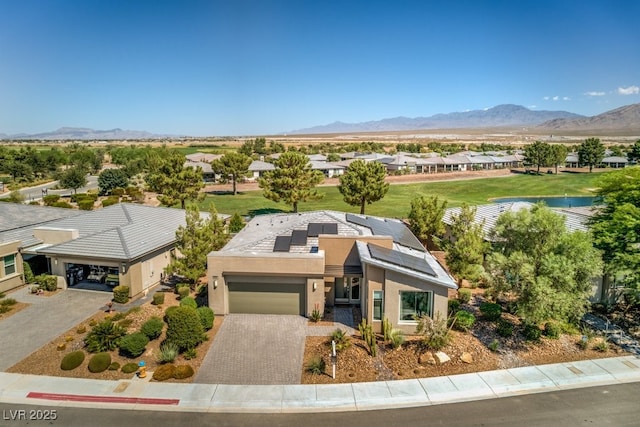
[582,313,640,355]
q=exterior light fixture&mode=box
[313,281,317,291]
[213,278,218,289]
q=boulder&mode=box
[418,352,436,365]
[434,351,451,364]
[460,352,473,364]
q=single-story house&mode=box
[310,161,345,178]
[207,210,456,333]
[0,203,196,298]
[247,160,276,181]
[600,156,628,168]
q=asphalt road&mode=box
[1,382,638,427]
[0,175,99,201]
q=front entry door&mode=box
[335,277,361,304]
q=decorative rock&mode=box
[418,352,436,365]
[434,351,451,364]
[460,352,473,364]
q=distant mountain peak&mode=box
[0,127,177,140]
[290,104,585,134]
[538,103,640,131]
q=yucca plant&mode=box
[84,321,126,353]
[157,341,179,363]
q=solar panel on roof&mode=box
[291,230,308,245]
[345,213,370,228]
[368,244,403,266]
[307,223,323,237]
[323,223,338,235]
[273,235,292,252]
[367,217,392,236]
[368,243,436,277]
[385,220,425,251]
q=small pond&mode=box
[493,196,598,208]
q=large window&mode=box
[399,291,432,322]
[373,290,383,321]
[3,254,16,276]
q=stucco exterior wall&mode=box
[0,240,23,293]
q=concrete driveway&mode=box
[0,287,108,371]
[195,314,308,385]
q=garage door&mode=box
[228,282,304,315]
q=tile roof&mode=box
[0,203,84,247]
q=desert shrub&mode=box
[179,296,197,309]
[453,310,475,332]
[121,362,139,374]
[479,302,502,321]
[23,262,35,283]
[152,292,165,305]
[543,321,561,339]
[52,201,73,209]
[164,305,179,321]
[102,197,119,207]
[60,351,85,370]
[496,319,514,338]
[310,305,322,322]
[174,365,195,379]
[76,325,87,334]
[415,313,450,350]
[110,312,126,322]
[140,317,164,340]
[183,348,197,360]
[78,199,94,210]
[157,341,179,363]
[306,356,326,374]
[35,274,57,291]
[488,339,500,352]
[0,306,10,314]
[84,321,127,352]
[43,194,61,206]
[331,328,351,352]
[457,289,472,304]
[448,299,461,315]
[88,352,112,373]
[118,318,133,329]
[389,328,405,349]
[118,332,149,358]
[196,306,215,331]
[175,283,190,294]
[0,298,17,307]
[109,362,121,371]
[165,305,205,352]
[152,364,176,381]
[178,286,190,299]
[523,322,542,342]
[593,338,609,352]
[112,285,129,304]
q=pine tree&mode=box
[211,152,252,195]
[146,151,204,208]
[578,137,605,172]
[445,204,486,284]
[338,160,389,214]
[408,195,447,249]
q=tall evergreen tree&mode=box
[258,151,324,213]
[146,151,204,209]
[408,195,447,250]
[338,160,389,214]
[166,203,229,285]
[627,140,640,163]
[211,152,252,195]
[524,141,552,174]
[578,137,605,172]
[549,144,568,174]
[445,204,486,284]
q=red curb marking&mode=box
[27,392,179,405]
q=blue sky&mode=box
[0,0,638,136]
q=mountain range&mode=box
[291,103,640,134]
[0,127,171,140]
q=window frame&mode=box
[372,290,383,321]
[3,254,16,276]
[398,291,432,323]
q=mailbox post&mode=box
[331,340,337,380]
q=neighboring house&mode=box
[441,202,607,302]
[0,203,198,298]
[207,210,456,334]
[600,156,628,168]
[184,160,216,182]
[247,160,276,181]
[185,152,222,163]
[310,161,345,178]
[565,153,580,168]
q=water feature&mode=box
[493,196,598,208]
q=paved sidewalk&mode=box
[1,356,639,413]
[0,288,108,371]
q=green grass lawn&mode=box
[200,171,605,219]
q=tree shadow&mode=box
[247,208,286,216]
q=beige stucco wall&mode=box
[0,240,23,293]
[208,251,325,316]
[364,264,385,332]
[319,235,392,267]
[33,227,79,244]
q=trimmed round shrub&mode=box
[0,298,17,307]
[178,286,190,299]
[453,310,476,331]
[84,321,127,353]
[60,351,85,371]
[112,285,130,304]
[164,305,179,322]
[52,201,73,209]
[479,302,502,321]
[102,197,119,208]
[457,289,472,304]
[118,332,149,358]
[196,306,215,331]
[35,274,57,291]
[496,318,514,337]
[173,365,194,380]
[109,362,121,371]
[152,292,165,305]
[448,299,461,315]
[43,194,61,206]
[544,321,561,339]
[140,316,164,340]
[121,362,139,374]
[165,306,205,352]
[152,364,176,381]
[179,296,197,309]
[88,352,111,373]
[523,322,542,342]
[78,199,94,210]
